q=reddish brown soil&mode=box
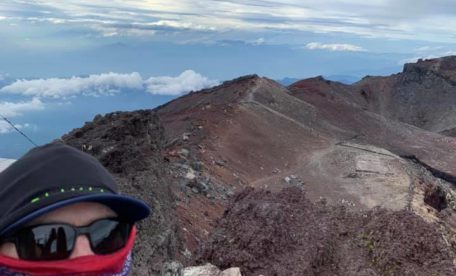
[173,188,226,257]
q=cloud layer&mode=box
[0,98,43,134]
[0,73,143,98]
[306,42,366,52]
[145,70,220,95]
[0,121,31,134]
[0,71,218,98]
[2,0,456,43]
[0,98,44,117]
[0,70,217,135]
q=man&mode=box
[0,142,151,275]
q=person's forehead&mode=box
[29,202,117,226]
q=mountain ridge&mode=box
[56,55,456,275]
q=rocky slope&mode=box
[202,187,455,276]
[57,56,456,275]
[61,110,180,274]
[297,56,456,134]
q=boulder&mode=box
[183,263,241,276]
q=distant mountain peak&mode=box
[403,55,456,78]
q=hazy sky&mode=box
[1,1,456,158]
[1,0,455,78]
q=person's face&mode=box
[0,202,116,259]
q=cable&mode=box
[0,114,38,147]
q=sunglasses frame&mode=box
[1,218,132,261]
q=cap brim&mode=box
[1,194,151,235]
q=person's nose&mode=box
[69,235,95,258]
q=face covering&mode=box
[0,227,136,276]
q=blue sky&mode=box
[1,0,456,158]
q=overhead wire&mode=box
[0,114,38,147]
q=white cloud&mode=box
[0,72,10,81]
[145,70,219,95]
[415,46,443,52]
[0,70,217,133]
[0,98,42,135]
[138,20,216,31]
[399,50,456,65]
[0,70,218,97]
[0,121,13,134]
[6,0,456,43]
[0,98,44,117]
[0,72,144,98]
[0,121,31,134]
[251,37,265,45]
[0,158,16,172]
[305,42,366,52]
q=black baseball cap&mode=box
[0,142,150,236]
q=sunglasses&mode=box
[1,218,132,261]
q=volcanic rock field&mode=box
[61,56,456,275]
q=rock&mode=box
[424,184,447,211]
[191,161,204,171]
[182,247,192,258]
[168,150,179,157]
[178,148,190,158]
[164,137,180,148]
[340,199,356,207]
[160,261,184,276]
[221,268,242,276]
[345,172,358,178]
[318,196,328,205]
[81,144,93,151]
[199,181,209,192]
[185,168,196,180]
[183,263,242,276]
[283,175,304,186]
[93,114,103,122]
[174,163,191,170]
[185,178,209,194]
[215,160,226,167]
[183,132,191,141]
[183,263,220,276]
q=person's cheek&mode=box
[0,243,19,258]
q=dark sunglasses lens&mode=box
[89,220,131,255]
[17,225,75,261]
